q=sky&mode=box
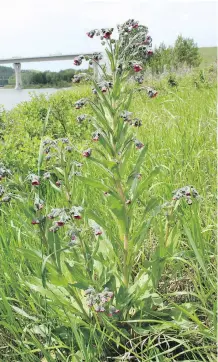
[0,0,217,71]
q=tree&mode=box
[173,35,201,68]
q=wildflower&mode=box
[135,75,144,84]
[92,53,103,62]
[135,140,144,149]
[84,287,95,296]
[47,208,62,219]
[82,148,92,157]
[147,88,158,98]
[101,86,107,93]
[55,180,61,187]
[109,306,120,317]
[74,98,87,109]
[31,219,40,225]
[87,30,95,38]
[92,132,100,141]
[172,186,199,205]
[136,173,142,179]
[94,228,102,236]
[34,201,44,210]
[74,214,82,220]
[43,172,51,180]
[104,191,110,196]
[70,206,83,219]
[31,176,40,186]
[92,88,97,94]
[120,110,133,122]
[143,35,152,45]
[133,64,143,72]
[147,50,153,56]
[101,28,113,39]
[73,56,83,66]
[73,76,80,83]
[126,199,131,205]
[65,146,72,152]
[44,147,50,154]
[132,118,142,127]
[61,138,69,144]
[77,114,87,123]
[56,220,65,227]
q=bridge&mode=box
[0,53,98,90]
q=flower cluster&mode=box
[90,52,103,64]
[147,87,158,98]
[82,148,92,157]
[42,138,71,162]
[117,19,139,33]
[135,75,144,84]
[120,110,133,122]
[76,114,87,123]
[74,98,87,109]
[172,186,200,205]
[0,165,12,180]
[134,140,144,150]
[28,174,40,186]
[46,206,83,232]
[92,131,100,141]
[73,55,84,66]
[84,287,119,316]
[86,28,114,40]
[120,111,142,127]
[133,63,143,72]
[97,81,113,93]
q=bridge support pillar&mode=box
[13,63,22,90]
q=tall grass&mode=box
[0,72,216,361]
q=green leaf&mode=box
[76,176,108,191]
[49,180,62,192]
[11,305,38,321]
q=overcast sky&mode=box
[0,0,217,71]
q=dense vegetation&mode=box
[0,66,14,86]
[6,68,88,88]
[0,20,217,362]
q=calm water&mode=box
[0,88,69,110]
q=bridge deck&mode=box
[0,53,97,64]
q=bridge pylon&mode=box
[13,63,22,90]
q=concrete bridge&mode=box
[0,53,98,89]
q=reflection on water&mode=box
[0,88,70,110]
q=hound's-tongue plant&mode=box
[72,19,157,288]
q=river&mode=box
[0,88,69,111]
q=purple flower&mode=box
[82,148,92,157]
[133,64,143,72]
[134,140,144,149]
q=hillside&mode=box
[199,46,217,67]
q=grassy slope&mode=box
[199,46,217,66]
[0,78,216,361]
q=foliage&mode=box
[7,68,90,88]
[0,20,217,362]
[173,35,201,68]
[147,35,202,74]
